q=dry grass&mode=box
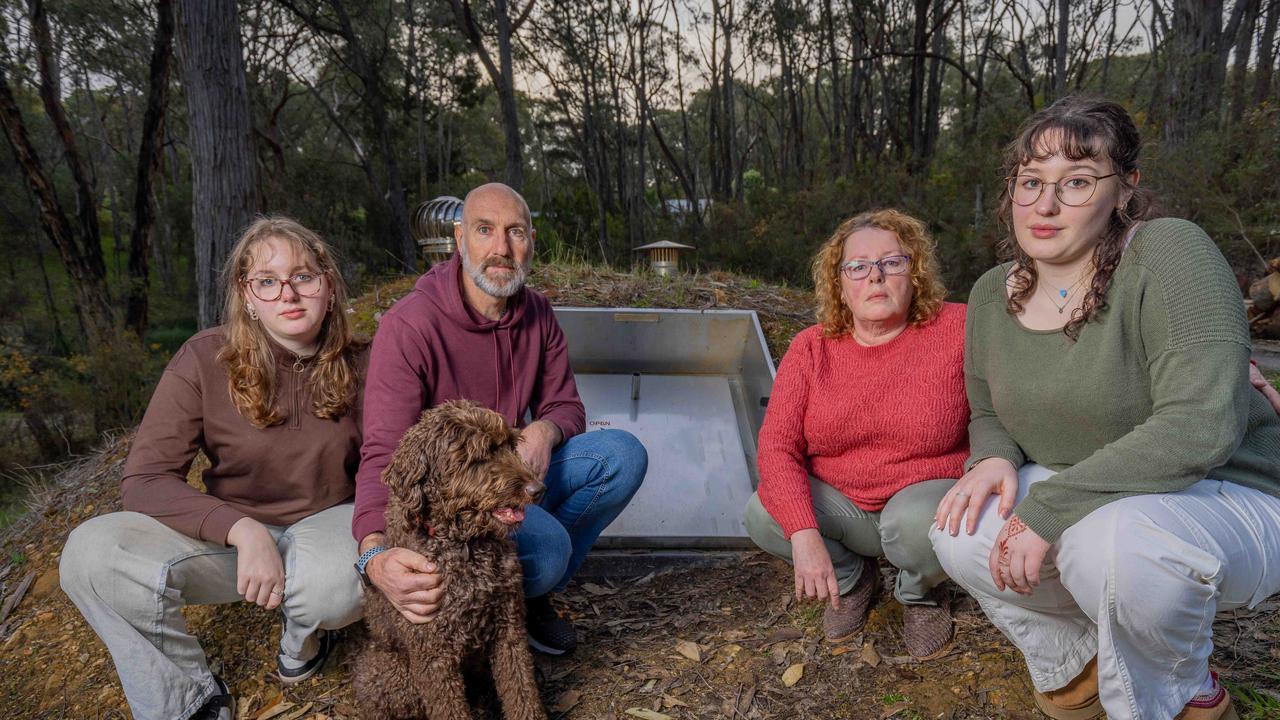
[349,263,814,361]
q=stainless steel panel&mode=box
[551,307,778,548]
[577,373,754,542]
[555,308,756,375]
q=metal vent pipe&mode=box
[412,196,464,266]
[633,240,696,277]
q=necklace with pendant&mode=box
[1039,275,1087,314]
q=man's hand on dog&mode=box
[517,419,561,480]
[363,534,445,623]
[227,517,286,610]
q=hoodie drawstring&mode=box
[493,330,501,416]
[507,327,515,415]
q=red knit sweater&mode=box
[756,302,968,537]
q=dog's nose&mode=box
[525,482,544,500]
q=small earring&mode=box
[328,294,335,311]
[246,303,258,321]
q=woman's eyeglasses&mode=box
[242,272,326,302]
[840,255,911,281]
[1007,173,1117,207]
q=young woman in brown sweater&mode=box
[60,217,367,720]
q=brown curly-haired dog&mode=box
[355,400,548,720]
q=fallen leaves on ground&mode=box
[624,708,673,720]
[1,444,1278,719]
[673,639,702,663]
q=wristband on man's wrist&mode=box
[354,545,388,587]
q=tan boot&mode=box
[1175,673,1240,720]
[1033,656,1105,720]
[822,559,876,643]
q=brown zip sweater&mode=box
[121,327,366,545]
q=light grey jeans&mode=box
[744,477,955,605]
[931,463,1280,720]
[60,504,362,720]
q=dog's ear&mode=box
[382,417,434,536]
[462,409,516,459]
[433,400,518,464]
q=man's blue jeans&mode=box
[515,429,646,596]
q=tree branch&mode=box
[450,0,502,86]
[29,0,102,266]
[511,0,536,32]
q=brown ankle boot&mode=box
[1175,672,1240,720]
[902,596,953,660]
[822,560,876,643]
[1033,656,1104,720]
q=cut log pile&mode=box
[1247,260,1280,339]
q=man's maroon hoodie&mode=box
[351,254,585,542]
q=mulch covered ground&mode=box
[0,264,1276,719]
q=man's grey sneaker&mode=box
[277,629,335,685]
[526,594,577,656]
[189,674,235,720]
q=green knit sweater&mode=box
[965,218,1280,543]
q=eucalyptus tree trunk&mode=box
[127,0,176,338]
[906,0,929,172]
[1253,0,1278,105]
[1164,0,1225,144]
[1054,0,1070,98]
[0,0,115,345]
[451,0,529,191]
[175,0,260,329]
[1227,0,1260,125]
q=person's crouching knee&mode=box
[61,513,134,605]
[929,522,996,594]
[594,429,648,500]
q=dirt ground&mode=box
[1,436,1277,720]
[0,266,1277,719]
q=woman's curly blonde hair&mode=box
[812,208,946,339]
[218,216,365,428]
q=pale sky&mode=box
[516,0,1156,106]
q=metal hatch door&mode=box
[577,373,754,546]
[554,307,776,549]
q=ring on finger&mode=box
[956,491,970,497]
[270,589,285,598]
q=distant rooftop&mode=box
[662,198,711,215]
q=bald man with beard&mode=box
[352,183,647,655]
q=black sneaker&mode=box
[526,594,577,656]
[276,629,334,685]
[189,675,235,720]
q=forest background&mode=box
[0,0,1277,521]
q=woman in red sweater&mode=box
[744,208,967,659]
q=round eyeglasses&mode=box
[242,272,326,302]
[1008,173,1117,207]
[840,255,911,281]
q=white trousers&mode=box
[930,463,1280,720]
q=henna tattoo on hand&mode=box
[1006,515,1029,538]
[996,515,1029,569]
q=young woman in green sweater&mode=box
[929,97,1280,720]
